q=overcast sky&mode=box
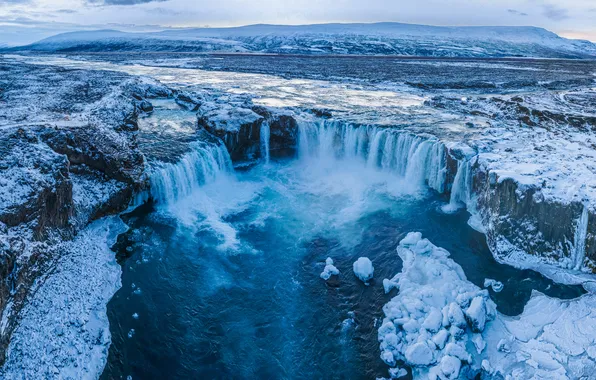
[1,0,596,46]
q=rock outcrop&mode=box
[0,61,171,364]
[198,101,300,161]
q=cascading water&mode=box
[573,204,589,270]
[443,159,473,212]
[108,112,586,380]
[297,119,447,193]
[260,121,270,164]
[146,142,233,204]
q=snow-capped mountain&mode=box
[6,22,596,58]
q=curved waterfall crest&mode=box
[297,119,448,193]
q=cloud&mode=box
[507,9,529,16]
[542,4,570,21]
[87,0,168,5]
[0,0,30,3]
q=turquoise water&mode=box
[102,155,584,379]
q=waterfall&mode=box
[260,121,270,164]
[444,159,472,212]
[296,120,447,193]
[572,205,589,271]
[147,142,233,205]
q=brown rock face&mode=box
[199,105,300,161]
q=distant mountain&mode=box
[5,23,596,59]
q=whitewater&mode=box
[95,102,585,379]
[2,54,595,380]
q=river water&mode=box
[101,101,584,380]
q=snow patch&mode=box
[0,217,127,379]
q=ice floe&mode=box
[379,232,596,379]
[353,257,374,284]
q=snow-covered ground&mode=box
[379,232,596,379]
[1,53,595,379]
[8,23,596,59]
[0,217,127,379]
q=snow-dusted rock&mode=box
[353,257,374,284]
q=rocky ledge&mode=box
[0,60,171,364]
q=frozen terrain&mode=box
[379,232,596,379]
[6,23,596,58]
[0,52,595,379]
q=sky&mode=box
[1,0,596,46]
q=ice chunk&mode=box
[472,334,486,354]
[405,341,434,366]
[483,278,504,292]
[465,296,487,332]
[439,355,461,379]
[432,329,449,350]
[378,232,497,378]
[422,309,443,333]
[320,257,340,280]
[383,278,399,293]
[388,367,407,378]
[353,257,374,283]
[447,303,466,328]
[381,350,396,366]
[399,232,422,246]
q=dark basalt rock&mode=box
[444,150,595,273]
[175,92,202,111]
[0,129,74,239]
[39,126,145,185]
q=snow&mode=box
[16,22,596,58]
[0,217,127,379]
[320,257,340,280]
[379,232,496,378]
[379,232,596,379]
[353,257,374,284]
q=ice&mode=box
[465,296,488,332]
[484,278,504,292]
[388,367,407,378]
[405,342,434,366]
[353,257,374,284]
[438,355,461,379]
[320,257,340,280]
[379,232,496,378]
[380,232,596,379]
